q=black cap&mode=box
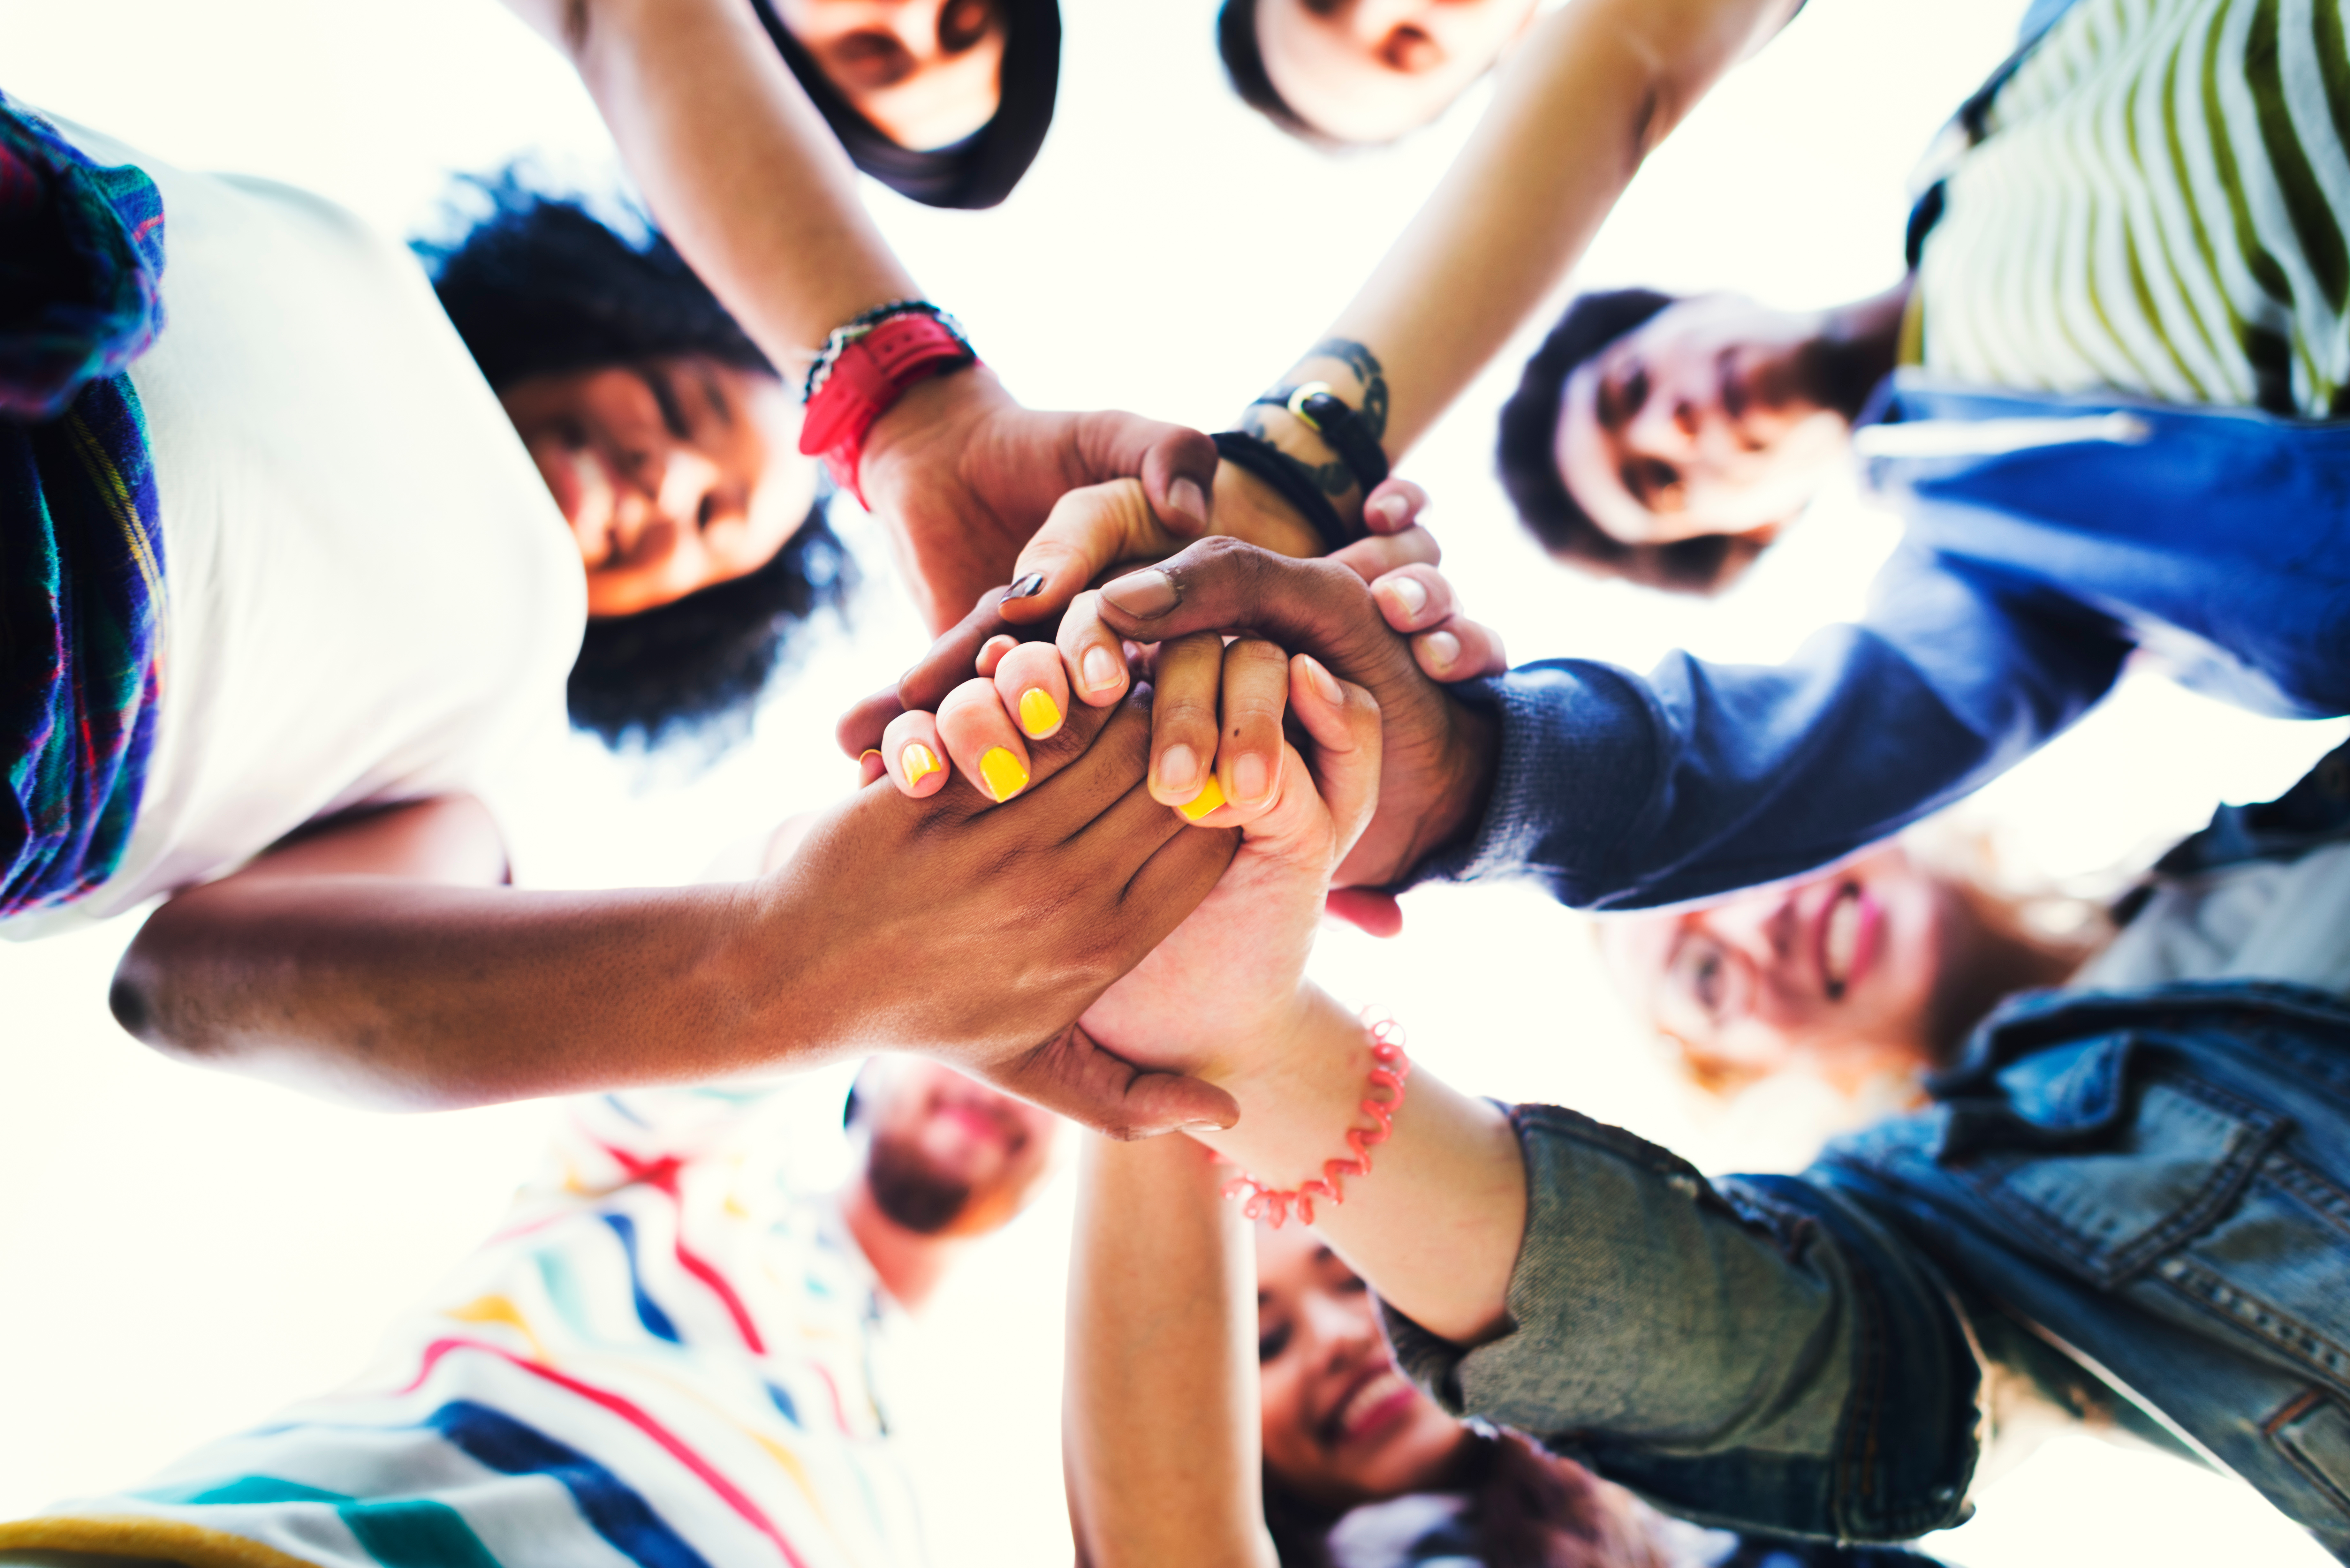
[750,0,1060,210]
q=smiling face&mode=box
[853,1059,1062,1238]
[498,356,817,619]
[1556,293,1854,552]
[1255,1224,1471,1510]
[1599,845,1965,1091]
[1256,0,1539,143]
[770,0,1004,149]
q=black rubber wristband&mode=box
[1253,384,1391,494]
[1212,431,1361,554]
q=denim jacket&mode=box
[1383,982,2350,1560]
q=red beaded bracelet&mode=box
[1223,1014,1411,1228]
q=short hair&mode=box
[1216,0,1331,145]
[1496,288,1771,596]
[419,173,854,755]
[752,0,1061,209]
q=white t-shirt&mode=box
[4,120,586,940]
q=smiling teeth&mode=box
[1824,888,1860,987]
[1335,1368,1407,1436]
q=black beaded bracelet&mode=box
[1252,381,1391,494]
[1213,431,1362,554]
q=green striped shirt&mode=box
[1914,0,2350,416]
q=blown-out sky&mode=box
[0,1,2339,1562]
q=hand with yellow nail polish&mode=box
[1078,652,1384,1082]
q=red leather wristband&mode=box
[799,313,977,505]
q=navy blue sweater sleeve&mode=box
[1415,546,2132,909]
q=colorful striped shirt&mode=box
[0,1090,930,1568]
[1913,0,2350,416]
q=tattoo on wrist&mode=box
[1239,339,1391,499]
[1300,338,1389,444]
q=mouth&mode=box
[1320,1363,1421,1449]
[1818,882,1880,1002]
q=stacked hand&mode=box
[845,474,1509,936]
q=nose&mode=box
[1693,892,1803,1015]
[1300,1288,1378,1372]
[1348,0,1427,45]
[1626,384,1701,455]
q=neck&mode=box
[836,1177,961,1310]
[1808,277,1915,421]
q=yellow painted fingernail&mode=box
[1177,775,1226,822]
[900,743,940,785]
[1018,687,1061,737]
[980,746,1029,802]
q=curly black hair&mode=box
[418,174,854,754]
[1497,287,1773,596]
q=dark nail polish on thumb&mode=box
[1006,571,1046,599]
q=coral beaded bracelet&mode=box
[1223,1014,1412,1229]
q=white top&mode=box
[4,120,585,939]
[2075,840,2350,996]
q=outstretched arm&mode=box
[1066,1132,1279,1568]
[112,690,1241,1138]
[497,0,1220,628]
[1234,0,1802,533]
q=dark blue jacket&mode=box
[1428,376,2350,909]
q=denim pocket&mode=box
[1953,1049,2292,1288]
[2270,1392,2350,1515]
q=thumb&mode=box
[1003,1024,1241,1141]
[1325,888,1404,937]
[1001,478,1180,627]
[1071,411,1217,541]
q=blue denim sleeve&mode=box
[1412,545,2131,909]
[1379,1105,1982,1541]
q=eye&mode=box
[696,493,718,531]
[1258,1323,1292,1364]
[1670,934,1731,1022]
[939,0,993,53]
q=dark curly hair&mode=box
[418,174,854,754]
[1497,288,1772,596]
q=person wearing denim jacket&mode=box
[1379,762,2350,1560]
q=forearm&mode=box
[1420,556,2131,909]
[1191,985,1526,1346]
[513,0,917,361]
[1239,0,1795,523]
[114,876,828,1110]
[1066,1134,1278,1568]
[1378,1112,1980,1539]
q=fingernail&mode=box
[1018,687,1061,737]
[1381,576,1428,617]
[1177,774,1226,822]
[1102,569,1179,619]
[979,746,1029,802]
[1232,752,1271,806]
[901,743,941,785]
[1166,476,1208,532]
[1179,1119,1229,1135]
[1301,655,1343,707]
[1082,644,1120,693]
[859,748,883,764]
[1370,493,1408,528]
[1422,629,1461,671]
[1007,571,1046,600]
[1159,742,1200,793]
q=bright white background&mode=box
[0,0,2341,1563]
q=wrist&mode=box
[1190,986,1384,1192]
[1414,699,1501,869]
[798,302,978,504]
